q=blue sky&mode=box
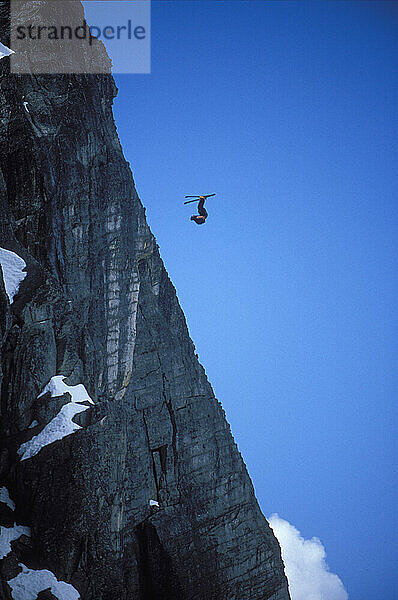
[83,2,397,599]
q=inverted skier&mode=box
[184,194,216,225]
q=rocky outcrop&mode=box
[0,1,290,598]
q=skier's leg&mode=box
[198,198,208,218]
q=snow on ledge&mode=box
[8,563,80,600]
[18,403,89,461]
[0,524,31,559]
[38,376,94,404]
[0,486,15,511]
[0,41,14,60]
[17,376,94,461]
[0,247,27,303]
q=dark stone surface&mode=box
[0,1,290,599]
[0,503,14,527]
[0,553,22,586]
[36,589,58,600]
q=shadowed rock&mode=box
[0,1,290,598]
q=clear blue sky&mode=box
[84,2,397,599]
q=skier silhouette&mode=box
[184,194,215,225]
[190,197,208,225]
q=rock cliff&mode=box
[0,1,290,598]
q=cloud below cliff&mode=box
[268,514,348,600]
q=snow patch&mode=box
[0,486,15,510]
[8,563,80,600]
[0,524,31,559]
[18,402,89,461]
[149,499,160,509]
[23,101,29,114]
[0,41,14,60]
[17,376,94,461]
[28,420,39,429]
[0,247,27,303]
[38,376,94,404]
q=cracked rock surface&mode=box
[0,1,290,598]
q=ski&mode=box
[184,193,216,204]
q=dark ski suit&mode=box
[191,198,208,225]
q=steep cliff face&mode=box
[0,2,290,598]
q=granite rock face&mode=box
[0,1,290,598]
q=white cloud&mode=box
[269,514,348,600]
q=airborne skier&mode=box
[184,194,215,225]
